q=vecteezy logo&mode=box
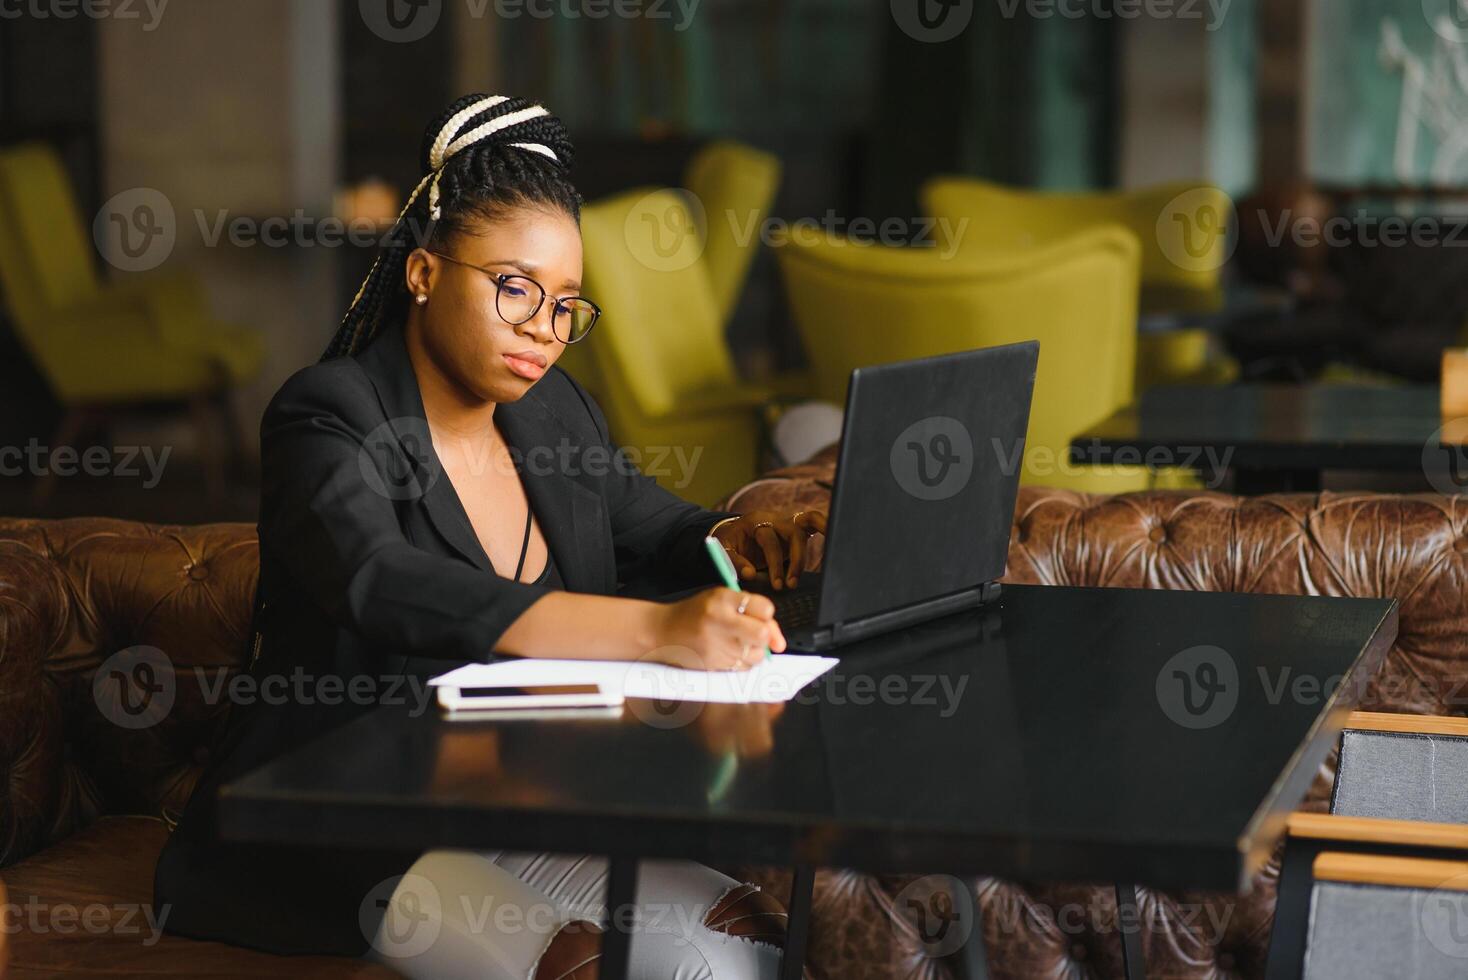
[359,0,442,42]
[93,646,175,730]
[361,873,443,959]
[893,875,974,958]
[890,416,974,501]
[1156,187,1237,274]
[623,190,706,273]
[359,417,441,501]
[1420,874,1468,958]
[890,0,972,43]
[93,188,176,273]
[1156,645,1239,730]
[623,649,708,729]
[1422,422,1468,495]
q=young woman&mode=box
[154,95,825,979]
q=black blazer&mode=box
[154,325,730,957]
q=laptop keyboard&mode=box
[772,587,821,630]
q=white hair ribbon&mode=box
[423,100,560,219]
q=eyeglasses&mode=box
[427,250,601,344]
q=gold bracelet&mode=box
[708,516,740,537]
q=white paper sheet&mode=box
[430,654,838,705]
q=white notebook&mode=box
[430,654,838,705]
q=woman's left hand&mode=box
[712,508,828,591]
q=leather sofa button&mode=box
[1149,525,1167,544]
[1218,951,1236,970]
[187,563,209,581]
[1069,942,1087,960]
[1455,536,1468,555]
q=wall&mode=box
[1118,13,1210,188]
[1113,2,1259,195]
[1209,0,1258,195]
[97,0,342,447]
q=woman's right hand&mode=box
[652,588,786,671]
[693,702,785,758]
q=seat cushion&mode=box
[1,816,400,978]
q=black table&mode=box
[219,584,1398,980]
[1070,383,1468,493]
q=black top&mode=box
[511,501,563,589]
[154,325,731,957]
[218,585,1398,897]
[527,531,564,589]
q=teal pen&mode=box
[703,536,772,661]
[707,750,738,805]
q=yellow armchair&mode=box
[771,225,1151,493]
[0,143,263,498]
[922,177,1237,390]
[0,144,263,401]
[683,140,782,327]
[560,188,771,506]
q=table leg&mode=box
[954,877,992,980]
[600,855,638,980]
[1116,882,1147,980]
[1263,838,1315,980]
[780,864,815,980]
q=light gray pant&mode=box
[367,850,782,980]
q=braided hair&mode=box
[322,94,581,360]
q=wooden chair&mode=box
[1267,712,1468,978]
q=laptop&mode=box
[760,341,1038,651]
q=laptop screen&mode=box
[816,341,1038,626]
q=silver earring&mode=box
[415,294,428,305]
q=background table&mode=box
[1071,383,1464,492]
[220,584,1398,980]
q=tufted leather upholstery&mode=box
[0,518,258,863]
[5,464,1468,978]
[0,519,403,977]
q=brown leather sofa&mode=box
[3,459,1467,977]
[0,519,398,979]
[1,877,9,978]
